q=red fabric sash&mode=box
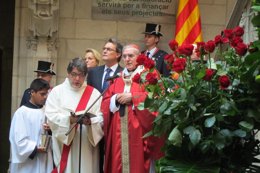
[52,85,94,173]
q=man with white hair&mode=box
[102,44,163,173]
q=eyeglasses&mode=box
[70,72,85,78]
[103,47,116,52]
[122,54,135,59]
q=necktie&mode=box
[102,68,112,91]
[146,51,150,58]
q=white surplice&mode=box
[45,78,104,173]
[9,105,53,173]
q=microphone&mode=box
[106,73,121,81]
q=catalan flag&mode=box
[175,0,203,45]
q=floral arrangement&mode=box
[134,1,260,172]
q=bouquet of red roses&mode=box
[134,22,260,172]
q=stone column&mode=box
[12,0,59,112]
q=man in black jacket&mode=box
[142,23,170,77]
[20,61,56,106]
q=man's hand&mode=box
[37,146,47,153]
[116,93,132,105]
[43,123,50,131]
[70,112,78,124]
[70,112,91,125]
[82,117,91,125]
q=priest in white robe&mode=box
[45,57,104,173]
[9,78,53,173]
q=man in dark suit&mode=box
[87,38,123,92]
[142,23,170,77]
[87,38,123,173]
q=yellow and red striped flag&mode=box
[175,0,203,45]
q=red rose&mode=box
[136,54,147,66]
[169,39,178,51]
[203,69,215,81]
[218,75,231,89]
[223,29,233,39]
[173,58,186,73]
[235,42,247,56]
[222,37,229,44]
[205,40,216,53]
[177,44,194,56]
[196,42,206,56]
[230,36,243,47]
[164,54,175,64]
[196,42,205,49]
[132,73,141,83]
[146,72,158,85]
[214,35,222,45]
[232,26,244,37]
[144,58,155,69]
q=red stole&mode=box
[52,85,94,173]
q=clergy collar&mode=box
[123,68,135,76]
[24,101,43,109]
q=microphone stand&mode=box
[65,78,116,173]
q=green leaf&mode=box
[179,88,187,99]
[190,129,201,145]
[244,51,260,66]
[159,101,169,113]
[195,69,206,79]
[239,121,254,132]
[220,101,236,116]
[148,91,153,98]
[252,14,260,27]
[219,129,232,138]
[203,113,214,116]
[232,78,240,87]
[168,127,182,147]
[183,126,196,135]
[213,133,226,150]
[233,129,246,137]
[189,105,197,111]
[137,102,144,110]
[251,5,260,12]
[256,74,260,83]
[157,158,220,173]
[216,69,227,76]
[204,116,216,128]
[143,130,153,138]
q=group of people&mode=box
[9,23,169,173]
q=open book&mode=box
[74,110,96,118]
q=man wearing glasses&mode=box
[45,57,104,173]
[87,38,123,93]
[87,38,123,173]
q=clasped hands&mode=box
[116,93,132,105]
[70,112,91,125]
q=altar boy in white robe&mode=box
[9,78,53,173]
[45,57,104,173]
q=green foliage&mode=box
[141,1,260,172]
